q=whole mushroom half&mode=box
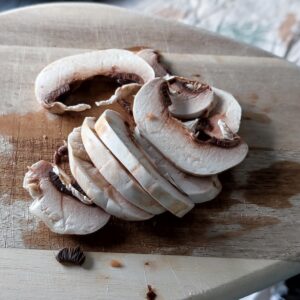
[35,49,155,114]
[133,78,248,176]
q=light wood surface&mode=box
[0,3,300,299]
[1,248,300,300]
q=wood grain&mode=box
[0,45,299,260]
[0,3,271,57]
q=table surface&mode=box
[0,3,300,300]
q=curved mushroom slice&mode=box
[23,160,110,235]
[94,110,194,217]
[68,127,152,221]
[50,165,93,205]
[202,87,242,140]
[133,78,248,176]
[95,83,141,116]
[35,49,155,114]
[166,76,216,120]
[81,117,164,216]
[137,49,168,77]
[134,129,222,203]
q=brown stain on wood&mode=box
[242,111,271,124]
[250,93,259,105]
[18,159,285,255]
[125,46,150,52]
[243,161,300,209]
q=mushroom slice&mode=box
[23,160,110,235]
[137,49,168,77]
[94,110,194,217]
[133,78,248,176]
[68,126,154,220]
[50,165,93,205]
[95,83,141,116]
[202,87,242,140]
[82,117,164,216]
[134,129,222,203]
[35,49,155,114]
[166,76,216,120]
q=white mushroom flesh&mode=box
[23,160,110,235]
[137,48,168,77]
[94,109,194,217]
[134,128,222,203]
[166,76,216,119]
[35,49,155,114]
[81,117,164,216]
[133,78,248,176]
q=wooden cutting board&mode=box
[0,3,300,262]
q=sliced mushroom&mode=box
[202,87,242,140]
[95,83,141,116]
[134,128,222,203]
[68,126,154,220]
[133,78,248,176]
[165,76,216,120]
[23,160,110,235]
[137,49,168,77]
[50,164,92,205]
[35,49,155,114]
[94,110,194,217]
[81,117,164,216]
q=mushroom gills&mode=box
[49,164,92,205]
[94,109,194,217]
[134,128,222,203]
[133,78,249,176]
[81,117,164,216]
[23,160,110,235]
[35,49,155,114]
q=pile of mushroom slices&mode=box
[23,48,248,235]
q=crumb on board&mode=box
[43,135,48,140]
[110,259,123,268]
[146,285,157,300]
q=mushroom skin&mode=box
[133,78,248,176]
[137,49,168,77]
[35,49,155,114]
[23,160,110,235]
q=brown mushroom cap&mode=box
[133,78,248,176]
[35,49,155,114]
